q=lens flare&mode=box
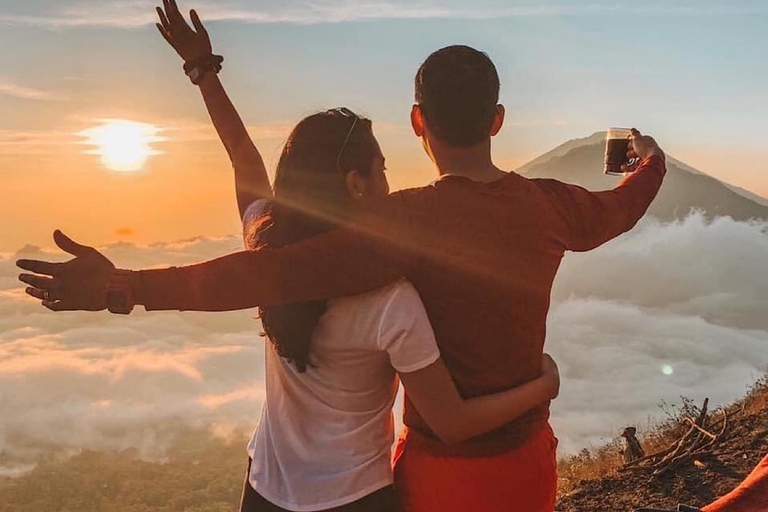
[661,364,674,376]
[79,120,164,172]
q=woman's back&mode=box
[247,279,439,511]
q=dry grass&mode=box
[556,374,768,499]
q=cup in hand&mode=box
[604,128,639,176]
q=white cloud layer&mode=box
[1,0,766,29]
[0,80,58,101]
[547,213,768,452]
[1,212,767,474]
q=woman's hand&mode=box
[156,0,212,63]
[17,230,116,312]
[541,354,560,400]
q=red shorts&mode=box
[393,424,558,512]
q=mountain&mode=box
[519,133,768,222]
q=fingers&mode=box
[23,284,77,311]
[190,9,207,34]
[620,160,641,173]
[16,259,62,276]
[53,229,92,258]
[43,300,79,312]
[19,273,59,290]
[156,6,171,31]
[25,287,64,302]
[156,23,174,46]
[165,0,185,26]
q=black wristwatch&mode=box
[184,54,224,85]
[106,269,136,315]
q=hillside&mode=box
[520,135,768,222]
[557,376,768,512]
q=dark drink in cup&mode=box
[605,128,632,176]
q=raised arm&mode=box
[399,355,559,445]
[539,129,666,252]
[156,0,271,217]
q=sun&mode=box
[79,120,164,172]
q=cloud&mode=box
[0,80,59,101]
[2,1,766,30]
[0,118,291,158]
[1,213,767,475]
[547,213,768,453]
[1,236,264,474]
[0,130,77,157]
[115,227,137,237]
[163,118,293,144]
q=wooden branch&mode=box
[620,445,675,469]
[695,398,710,427]
[619,399,733,480]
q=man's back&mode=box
[395,171,566,454]
[138,155,666,455]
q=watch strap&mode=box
[183,54,224,85]
[106,269,136,315]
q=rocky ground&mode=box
[557,379,768,512]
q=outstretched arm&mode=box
[17,195,420,312]
[400,355,559,445]
[539,129,666,252]
[156,0,271,217]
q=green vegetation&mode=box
[0,431,249,512]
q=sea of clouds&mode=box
[1,212,767,475]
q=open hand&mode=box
[622,128,665,173]
[156,0,211,63]
[541,353,560,400]
[17,230,115,312]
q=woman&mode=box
[154,2,560,511]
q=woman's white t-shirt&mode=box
[243,201,441,512]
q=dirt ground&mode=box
[556,397,768,512]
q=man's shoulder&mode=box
[388,184,437,202]
[363,185,436,224]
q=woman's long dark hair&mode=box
[245,111,377,373]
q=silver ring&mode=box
[43,290,51,301]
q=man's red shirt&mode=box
[138,155,666,456]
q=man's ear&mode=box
[490,104,506,137]
[411,105,425,137]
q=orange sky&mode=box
[3,118,767,253]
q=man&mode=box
[19,46,665,511]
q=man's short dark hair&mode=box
[415,45,500,147]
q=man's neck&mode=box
[431,139,507,183]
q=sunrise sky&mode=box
[1,0,767,251]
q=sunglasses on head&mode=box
[327,107,360,172]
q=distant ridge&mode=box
[518,134,768,222]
